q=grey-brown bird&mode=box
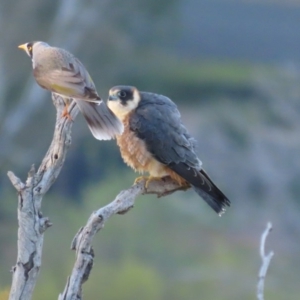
[107,86,230,215]
[18,41,123,140]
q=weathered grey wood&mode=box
[59,177,186,300]
[257,222,274,300]
[8,94,78,300]
[7,91,187,300]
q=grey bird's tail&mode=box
[75,99,124,140]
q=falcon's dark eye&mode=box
[118,90,127,99]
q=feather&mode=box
[75,100,123,140]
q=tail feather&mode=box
[75,100,124,140]
[169,163,230,215]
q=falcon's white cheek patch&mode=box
[107,100,131,121]
[108,91,140,121]
[124,92,140,112]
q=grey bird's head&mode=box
[107,85,141,121]
[18,41,50,60]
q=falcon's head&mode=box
[107,85,141,121]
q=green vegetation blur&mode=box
[1,0,300,299]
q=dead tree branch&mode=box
[257,222,274,300]
[7,92,188,300]
[8,94,78,300]
[59,177,186,300]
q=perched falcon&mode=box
[107,86,230,215]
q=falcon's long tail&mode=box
[192,169,230,215]
[169,163,230,215]
[75,99,124,140]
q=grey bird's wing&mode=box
[34,48,124,140]
[34,48,100,100]
[129,92,230,214]
[75,100,124,140]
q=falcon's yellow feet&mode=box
[177,180,190,189]
[134,176,163,189]
[134,176,148,185]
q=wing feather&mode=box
[34,57,99,100]
[130,92,230,214]
[130,92,200,167]
[75,100,123,140]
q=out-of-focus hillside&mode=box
[180,0,300,62]
[1,0,300,299]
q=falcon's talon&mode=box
[134,176,148,185]
[145,176,162,189]
[134,176,162,189]
[179,181,190,189]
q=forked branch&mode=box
[8,95,78,300]
[59,177,186,300]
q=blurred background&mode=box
[0,0,300,299]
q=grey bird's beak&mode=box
[108,95,119,101]
[18,43,28,51]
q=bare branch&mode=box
[257,222,274,300]
[59,177,186,300]
[8,95,78,300]
[7,171,25,191]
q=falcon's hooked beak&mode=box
[108,95,119,101]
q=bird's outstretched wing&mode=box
[129,92,230,214]
[75,100,124,140]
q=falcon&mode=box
[107,86,230,215]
